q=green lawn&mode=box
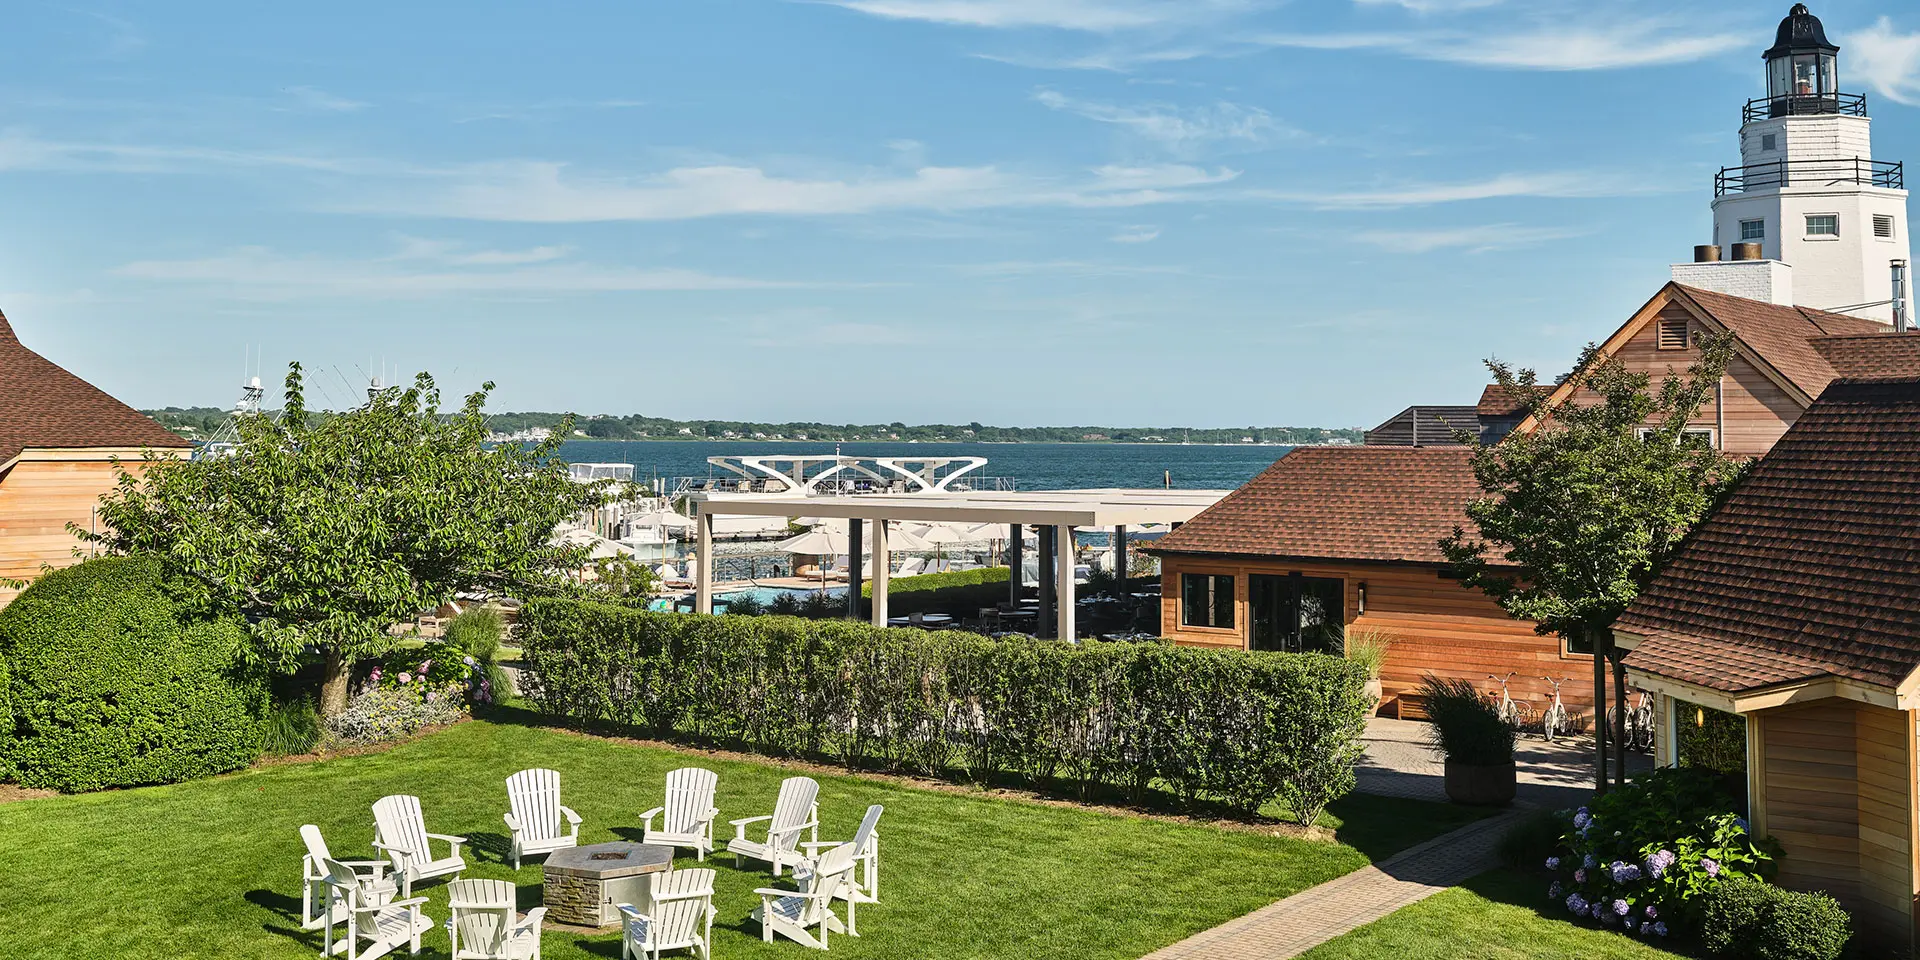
[0,718,1489,960]
[1297,869,1694,960]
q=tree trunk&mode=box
[1591,624,1609,795]
[1613,651,1629,788]
[319,648,351,718]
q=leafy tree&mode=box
[1440,336,1746,788]
[85,363,607,716]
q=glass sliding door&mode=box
[1248,573,1346,653]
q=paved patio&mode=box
[1356,716,1651,811]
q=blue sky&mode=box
[5,1,1919,428]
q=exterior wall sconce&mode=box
[1357,581,1367,615]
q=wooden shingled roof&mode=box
[0,311,190,467]
[1619,343,1920,694]
[1145,446,1483,565]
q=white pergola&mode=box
[692,488,1228,639]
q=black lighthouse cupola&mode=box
[1762,4,1842,117]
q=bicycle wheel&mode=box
[1510,701,1535,734]
[1542,704,1564,742]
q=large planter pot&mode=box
[1444,759,1517,806]
[1363,678,1384,714]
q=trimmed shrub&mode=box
[0,556,267,792]
[516,599,1372,823]
[1699,875,1851,960]
[861,567,1013,617]
[325,686,465,746]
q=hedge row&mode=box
[860,566,1011,617]
[517,599,1371,822]
[0,557,268,792]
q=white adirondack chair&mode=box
[727,776,819,876]
[797,804,883,928]
[751,842,859,951]
[503,768,583,869]
[301,824,397,931]
[641,767,720,861]
[616,867,716,960]
[446,878,547,960]
[372,795,468,897]
[317,856,433,960]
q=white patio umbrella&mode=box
[552,525,633,562]
[632,507,696,529]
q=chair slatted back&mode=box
[664,767,718,835]
[320,858,384,936]
[771,777,819,854]
[800,844,858,924]
[506,768,563,841]
[372,795,432,869]
[448,878,515,957]
[651,867,715,945]
[300,824,334,865]
[851,804,883,854]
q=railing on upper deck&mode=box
[1715,157,1903,197]
[1743,92,1868,124]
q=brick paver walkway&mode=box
[1142,807,1528,960]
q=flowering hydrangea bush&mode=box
[1543,769,1773,939]
[369,640,498,708]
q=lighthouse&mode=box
[1709,4,1912,325]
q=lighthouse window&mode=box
[1875,215,1895,239]
[1806,214,1839,237]
[1740,219,1766,241]
[1761,133,1778,152]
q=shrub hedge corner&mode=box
[0,556,268,792]
[516,599,1370,824]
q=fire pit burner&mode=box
[589,851,630,861]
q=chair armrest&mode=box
[426,832,468,845]
[798,840,848,854]
[769,819,818,839]
[639,806,665,820]
[377,896,432,912]
[517,907,548,931]
[755,886,828,902]
[503,813,522,832]
[371,841,416,863]
[729,815,772,827]
[615,903,652,921]
[339,858,390,873]
[700,807,721,822]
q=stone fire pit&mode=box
[541,841,674,927]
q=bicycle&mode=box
[1488,673,1534,732]
[1605,690,1658,753]
[1539,676,1573,742]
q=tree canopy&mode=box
[85,363,608,714]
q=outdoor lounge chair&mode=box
[372,795,467,897]
[642,767,721,861]
[504,767,583,869]
[316,857,432,960]
[894,557,925,578]
[447,878,546,960]
[727,776,819,876]
[751,842,860,950]
[797,804,884,932]
[617,867,716,960]
[300,824,397,932]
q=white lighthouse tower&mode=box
[1710,4,1911,325]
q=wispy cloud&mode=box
[358,161,1239,222]
[1034,89,1309,154]
[813,0,1255,32]
[1352,222,1583,253]
[1848,18,1920,106]
[1110,225,1160,243]
[389,236,572,266]
[0,131,371,174]
[1249,170,1676,209]
[1251,22,1745,70]
[283,86,367,113]
[1352,0,1505,12]
[113,245,805,300]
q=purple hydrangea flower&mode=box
[1545,856,1561,870]
[1644,904,1658,919]
[1566,893,1588,915]
[1610,861,1642,883]
[1654,922,1669,937]
[1734,817,1749,833]
[1598,909,1615,925]
[1549,882,1563,898]
[1574,868,1586,883]
[1572,810,1592,830]
[1639,922,1652,935]
[1583,854,1597,869]
[1702,857,1721,877]
[398,672,413,684]
[1645,849,1676,879]
[1612,899,1631,916]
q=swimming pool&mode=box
[719,585,849,606]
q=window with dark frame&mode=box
[1180,573,1234,629]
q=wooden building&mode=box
[1362,405,1479,447]
[1151,281,1891,721]
[0,312,190,605]
[1618,334,1920,953]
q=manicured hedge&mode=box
[860,566,1012,617]
[517,599,1371,823]
[0,556,268,792]
[1699,876,1851,960]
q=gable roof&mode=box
[1146,446,1482,565]
[1477,384,1526,418]
[1515,283,1886,435]
[1809,333,1920,382]
[0,311,190,467]
[1363,405,1478,447]
[1618,375,1920,694]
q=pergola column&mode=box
[695,510,715,614]
[1055,524,1076,641]
[870,519,891,627]
[848,518,865,619]
[1008,523,1023,605]
[1037,526,1055,638]
[1113,524,1128,595]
